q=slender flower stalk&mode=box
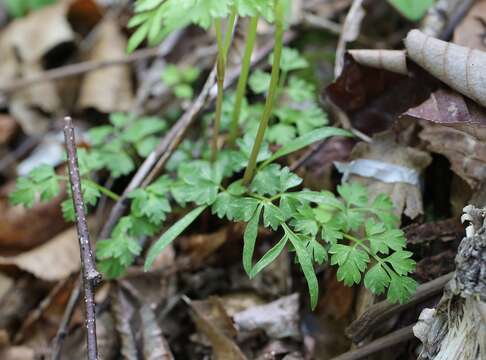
[210,7,237,162]
[243,1,284,184]
[227,16,259,147]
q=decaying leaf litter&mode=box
[0,0,485,359]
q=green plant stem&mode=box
[227,16,259,147]
[58,175,121,201]
[85,179,121,201]
[211,18,226,162]
[223,6,237,55]
[243,2,284,185]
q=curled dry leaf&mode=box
[189,297,247,360]
[348,50,408,75]
[78,18,134,113]
[233,294,301,340]
[0,226,81,281]
[405,29,486,108]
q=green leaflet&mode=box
[284,224,319,310]
[145,205,207,270]
[387,0,434,21]
[249,234,288,278]
[260,127,353,168]
[243,204,263,275]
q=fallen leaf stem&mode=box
[63,116,101,360]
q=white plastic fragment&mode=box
[334,159,420,185]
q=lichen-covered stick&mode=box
[63,116,101,360]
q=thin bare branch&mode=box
[0,47,164,94]
[331,324,415,360]
[63,117,101,360]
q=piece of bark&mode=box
[414,206,486,359]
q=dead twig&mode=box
[0,47,164,94]
[63,117,101,360]
[331,324,415,360]
[346,272,453,343]
[51,279,81,360]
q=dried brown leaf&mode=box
[78,18,133,113]
[189,297,247,360]
[419,123,486,188]
[0,226,80,281]
[0,2,74,134]
[405,88,486,125]
[326,53,432,135]
[0,182,67,251]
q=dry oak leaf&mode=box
[0,226,80,281]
